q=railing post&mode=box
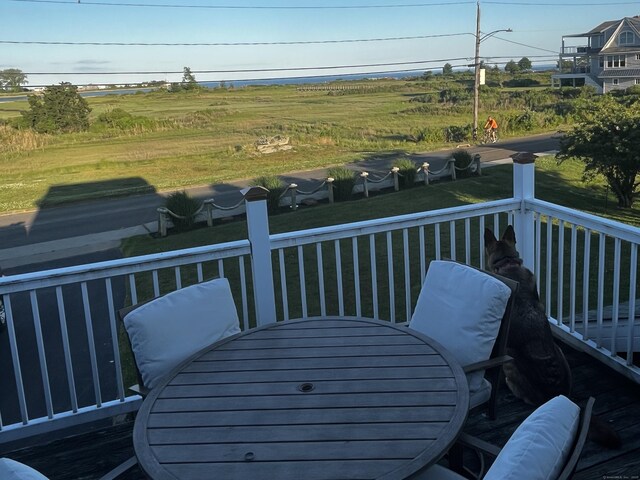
[448,158,457,181]
[360,172,369,198]
[289,183,298,211]
[327,177,335,203]
[204,199,214,227]
[243,186,277,326]
[157,207,168,237]
[474,153,482,176]
[422,162,430,185]
[512,152,536,270]
[391,167,400,191]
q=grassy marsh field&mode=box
[0,72,570,213]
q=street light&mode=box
[472,1,511,141]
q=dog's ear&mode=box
[484,228,497,250]
[502,225,516,246]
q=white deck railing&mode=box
[0,159,638,444]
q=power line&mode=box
[491,36,558,54]
[10,0,475,9]
[486,1,638,5]
[0,33,474,47]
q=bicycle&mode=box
[480,128,498,144]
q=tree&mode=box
[0,68,28,92]
[21,82,91,134]
[557,96,640,208]
[442,63,453,75]
[181,66,199,90]
[504,60,519,74]
[517,57,532,72]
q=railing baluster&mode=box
[218,259,225,278]
[479,216,485,270]
[56,287,79,411]
[105,279,125,402]
[535,213,542,290]
[557,220,565,326]
[545,217,553,318]
[317,243,326,317]
[196,263,203,282]
[175,266,182,290]
[626,244,637,363]
[434,223,441,260]
[352,237,362,318]
[298,246,308,318]
[4,296,29,424]
[419,226,426,284]
[239,256,249,330]
[464,218,471,265]
[582,228,592,341]
[611,238,621,355]
[386,232,395,323]
[29,291,54,419]
[152,270,159,297]
[128,274,138,305]
[493,214,499,238]
[449,220,456,261]
[278,249,289,321]
[335,240,344,316]
[370,234,379,320]
[403,229,411,322]
[597,232,606,347]
[81,282,102,408]
[569,224,577,332]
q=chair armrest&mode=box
[463,355,512,374]
[458,432,502,458]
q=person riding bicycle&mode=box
[483,116,498,143]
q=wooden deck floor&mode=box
[2,343,639,479]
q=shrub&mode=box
[449,150,474,178]
[165,191,200,231]
[393,158,418,188]
[251,175,285,213]
[443,125,470,143]
[94,108,156,131]
[327,166,356,202]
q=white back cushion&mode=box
[0,458,49,480]
[409,261,511,393]
[484,395,580,480]
[124,277,241,390]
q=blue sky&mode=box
[1,0,638,86]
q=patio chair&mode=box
[119,277,241,395]
[408,260,518,419]
[416,395,594,480]
[0,455,137,480]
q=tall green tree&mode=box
[21,83,91,134]
[557,96,640,208]
[504,60,519,74]
[181,66,199,90]
[442,63,453,75]
[0,68,28,91]
[517,57,532,71]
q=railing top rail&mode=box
[528,199,640,244]
[0,239,250,293]
[270,198,519,248]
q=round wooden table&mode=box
[134,317,469,480]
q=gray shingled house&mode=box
[552,16,640,93]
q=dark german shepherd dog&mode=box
[485,225,621,448]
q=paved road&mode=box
[0,132,559,269]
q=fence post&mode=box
[448,159,457,181]
[243,186,277,326]
[391,167,400,191]
[512,152,536,270]
[157,207,168,237]
[360,172,369,198]
[289,183,298,211]
[422,162,430,185]
[474,153,482,176]
[327,177,335,203]
[204,199,214,227]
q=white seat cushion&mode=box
[409,261,511,394]
[0,458,49,480]
[469,378,492,409]
[124,277,241,389]
[484,395,580,480]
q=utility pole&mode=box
[473,1,481,141]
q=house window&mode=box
[607,55,626,67]
[636,54,640,60]
[636,79,640,85]
[599,57,604,68]
[619,31,634,44]
[613,78,619,85]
